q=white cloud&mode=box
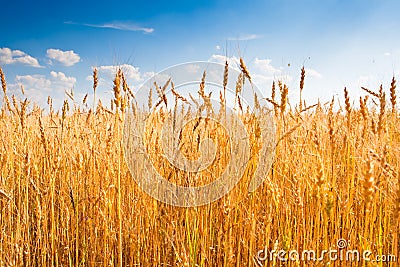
[305,68,322,78]
[209,55,292,84]
[216,45,221,50]
[208,54,292,90]
[15,75,51,91]
[11,71,76,109]
[384,52,391,56]
[142,71,156,81]
[46,49,80,66]
[251,57,295,89]
[97,64,142,82]
[66,21,154,33]
[209,54,241,70]
[11,50,25,57]
[227,34,263,41]
[50,71,77,88]
[16,71,76,93]
[253,58,282,75]
[86,64,149,108]
[86,66,155,97]
[0,47,43,68]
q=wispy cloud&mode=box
[15,71,76,93]
[10,71,76,108]
[305,68,322,78]
[253,57,281,75]
[46,49,80,66]
[0,47,43,68]
[97,64,143,81]
[208,54,241,70]
[65,21,154,33]
[227,34,263,41]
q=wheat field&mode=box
[0,62,399,266]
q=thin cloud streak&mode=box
[227,34,263,41]
[65,21,154,33]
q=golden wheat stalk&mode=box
[299,66,305,110]
[390,76,397,113]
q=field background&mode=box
[0,65,399,266]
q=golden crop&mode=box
[0,64,399,266]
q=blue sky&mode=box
[1,0,400,108]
